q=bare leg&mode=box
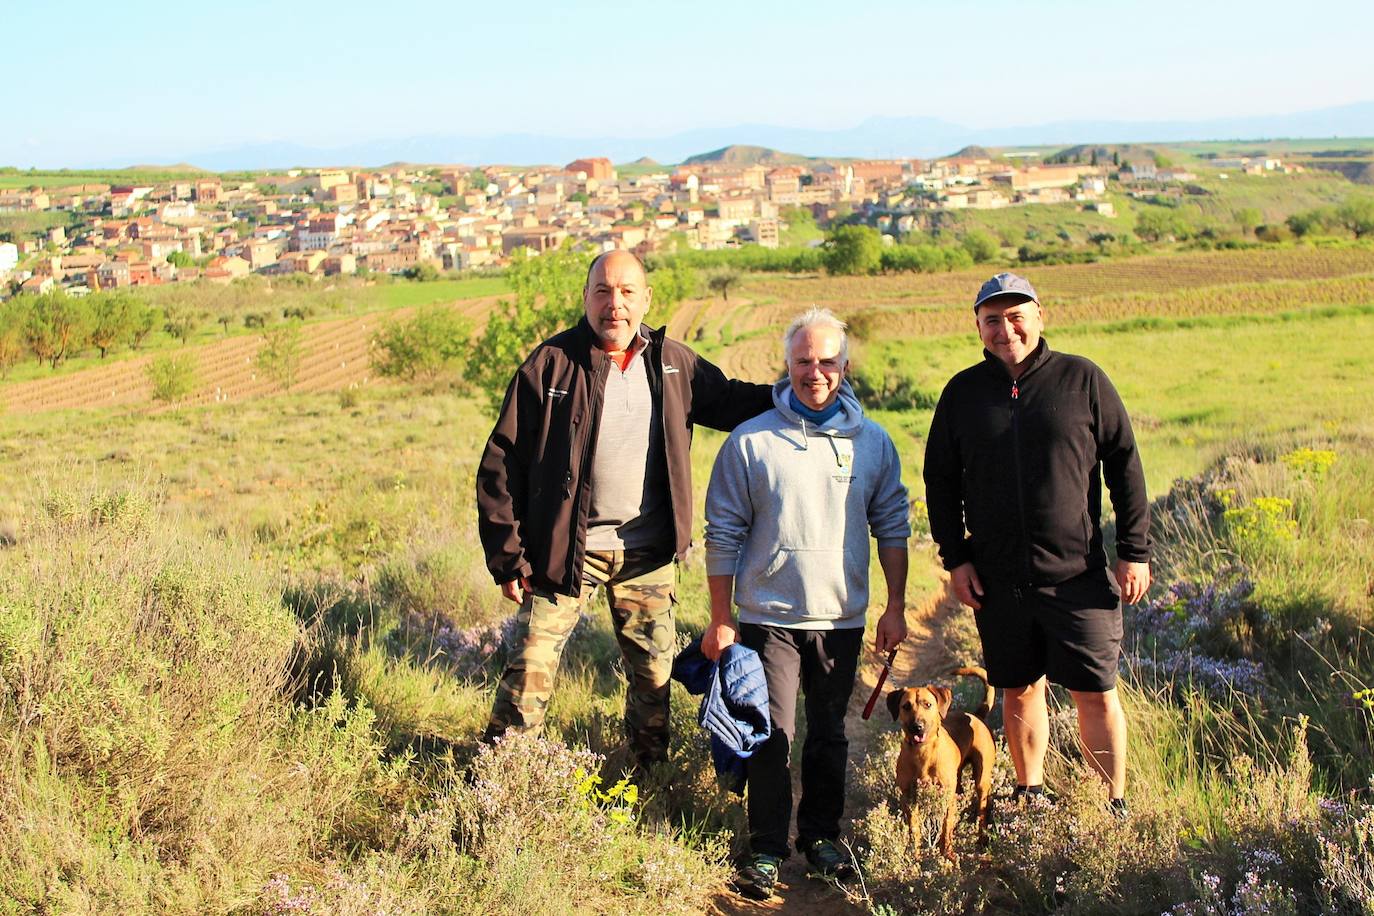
[1070,687,1127,798]
[1001,677,1049,787]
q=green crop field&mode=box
[2,243,1372,913]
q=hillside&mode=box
[682,144,811,166]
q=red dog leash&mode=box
[861,648,899,720]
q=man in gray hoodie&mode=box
[702,307,910,900]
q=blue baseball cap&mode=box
[973,272,1039,312]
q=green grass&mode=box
[0,168,212,189]
[372,275,508,307]
[0,209,83,241]
[3,245,1374,912]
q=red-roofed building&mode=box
[565,157,614,181]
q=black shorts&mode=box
[972,567,1123,693]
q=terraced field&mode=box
[0,295,501,414]
[5,243,1374,413]
[676,244,1374,380]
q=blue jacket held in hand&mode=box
[671,637,771,794]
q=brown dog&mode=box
[886,666,996,861]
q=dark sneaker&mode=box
[800,838,856,881]
[1109,797,1129,820]
[1009,784,1058,807]
[732,853,782,901]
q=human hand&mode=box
[875,605,908,654]
[701,621,738,662]
[950,562,984,610]
[1114,560,1151,605]
[501,577,533,603]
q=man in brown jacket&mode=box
[476,249,772,768]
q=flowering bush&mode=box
[1278,447,1337,481]
[1223,496,1298,558]
[1127,567,1267,699]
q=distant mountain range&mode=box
[109,101,1374,171]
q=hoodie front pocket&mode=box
[752,546,857,619]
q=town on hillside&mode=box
[0,150,1302,298]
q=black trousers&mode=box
[740,623,863,859]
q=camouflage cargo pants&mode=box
[485,546,676,765]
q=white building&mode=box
[0,241,18,276]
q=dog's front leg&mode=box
[902,789,923,852]
[938,787,959,863]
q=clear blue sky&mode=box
[5,0,1372,167]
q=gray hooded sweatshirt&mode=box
[704,379,910,630]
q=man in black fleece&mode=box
[923,272,1151,815]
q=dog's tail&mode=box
[952,665,994,721]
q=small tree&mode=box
[256,319,303,391]
[0,301,26,377]
[705,266,741,303]
[468,244,591,415]
[129,302,158,349]
[163,305,202,345]
[822,225,883,275]
[372,306,472,382]
[648,260,700,325]
[1336,197,1374,239]
[1236,207,1264,237]
[88,291,138,358]
[145,352,198,403]
[23,290,90,368]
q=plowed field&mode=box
[0,296,501,414]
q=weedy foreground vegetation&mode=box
[1,242,1373,914]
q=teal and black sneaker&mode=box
[733,852,782,900]
[800,838,856,881]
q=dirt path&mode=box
[707,581,969,914]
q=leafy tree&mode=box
[1286,207,1336,237]
[403,262,442,282]
[23,290,90,368]
[961,230,1000,263]
[167,250,196,268]
[371,306,472,382]
[129,302,158,349]
[145,352,198,403]
[468,245,591,415]
[1134,208,1192,242]
[88,291,139,358]
[0,301,26,377]
[1336,197,1374,239]
[255,319,304,391]
[468,170,490,192]
[706,266,741,302]
[822,225,883,275]
[1236,207,1263,237]
[163,305,202,344]
[647,260,700,325]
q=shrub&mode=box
[256,319,304,391]
[371,306,472,383]
[145,351,198,402]
[448,732,728,914]
[823,225,883,275]
[962,229,1000,263]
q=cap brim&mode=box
[973,291,1037,311]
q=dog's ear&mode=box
[886,688,904,721]
[933,685,953,718]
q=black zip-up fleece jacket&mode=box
[476,319,773,596]
[923,340,1151,587]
